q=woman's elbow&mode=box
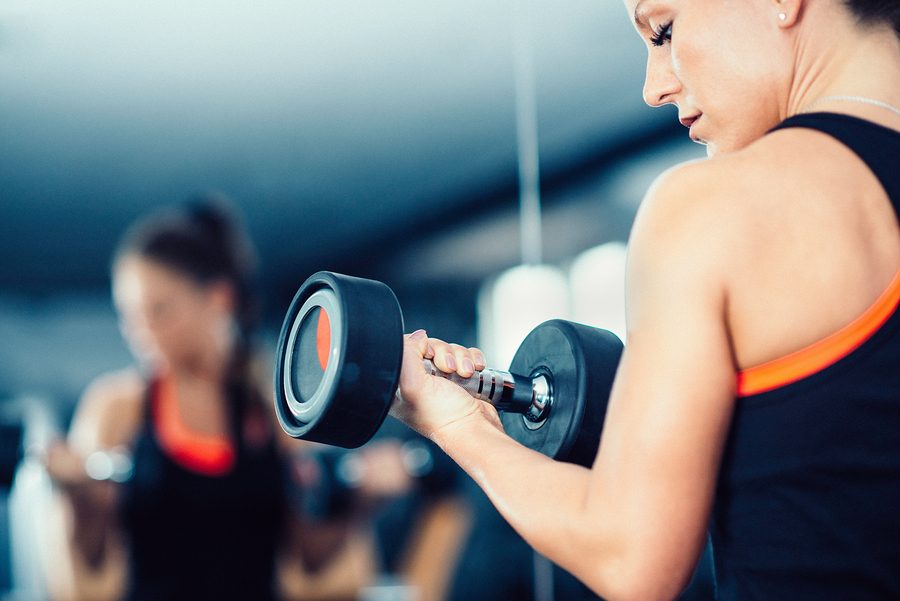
[580,548,694,601]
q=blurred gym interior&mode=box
[0,2,711,600]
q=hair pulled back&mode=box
[844,0,900,38]
[115,195,258,337]
[114,194,263,417]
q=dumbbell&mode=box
[274,272,623,467]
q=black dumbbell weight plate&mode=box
[504,320,623,467]
[275,272,405,448]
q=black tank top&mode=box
[119,379,285,601]
[711,113,900,599]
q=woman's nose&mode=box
[642,53,681,107]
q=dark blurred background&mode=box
[0,1,706,599]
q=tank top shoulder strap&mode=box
[769,112,900,215]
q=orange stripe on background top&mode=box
[737,268,900,397]
[155,374,235,476]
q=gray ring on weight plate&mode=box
[282,288,344,424]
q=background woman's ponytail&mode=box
[182,195,260,355]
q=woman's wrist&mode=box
[430,409,506,465]
[46,444,133,494]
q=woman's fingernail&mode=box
[409,329,427,340]
[446,354,457,370]
[462,358,475,373]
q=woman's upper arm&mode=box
[68,370,144,453]
[585,164,738,598]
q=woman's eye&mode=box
[650,21,673,47]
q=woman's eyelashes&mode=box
[650,21,673,47]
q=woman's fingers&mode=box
[451,344,476,377]
[396,331,498,438]
[425,339,485,378]
[469,347,486,371]
[404,331,488,379]
[401,330,431,388]
[44,441,87,486]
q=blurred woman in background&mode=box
[44,198,374,601]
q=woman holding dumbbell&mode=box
[44,199,376,601]
[394,0,900,599]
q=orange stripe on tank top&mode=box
[155,374,235,476]
[737,268,900,397]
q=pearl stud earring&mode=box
[778,12,787,21]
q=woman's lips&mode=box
[680,114,706,144]
[679,114,700,128]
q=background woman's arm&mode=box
[44,370,143,597]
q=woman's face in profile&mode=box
[625,0,791,156]
[113,256,233,372]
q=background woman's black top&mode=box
[120,379,285,601]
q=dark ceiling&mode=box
[0,1,684,305]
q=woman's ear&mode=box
[207,280,237,316]
[773,0,803,27]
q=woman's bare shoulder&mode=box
[638,127,869,241]
[636,126,898,368]
[629,132,854,298]
[631,157,752,261]
[83,368,145,399]
[69,368,147,452]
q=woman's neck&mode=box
[162,365,232,438]
[786,12,900,121]
[166,359,228,389]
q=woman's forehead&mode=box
[116,256,194,294]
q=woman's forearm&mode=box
[430,416,627,598]
[64,482,118,567]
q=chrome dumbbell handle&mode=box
[421,359,552,423]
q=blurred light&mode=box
[477,264,570,369]
[85,448,133,483]
[569,242,627,342]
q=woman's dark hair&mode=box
[844,0,900,38]
[114,194,264,424]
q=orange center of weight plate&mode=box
[316,308,331,371]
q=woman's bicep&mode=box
[583,170,737,597]
[68,370,143,453]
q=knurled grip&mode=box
[420,359,539,415]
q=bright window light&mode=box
[477,264,571,370]
[569,242,627,343]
